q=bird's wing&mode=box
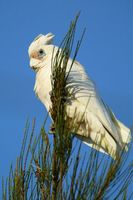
[66,60,122,145]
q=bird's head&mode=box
[28,33,55,71]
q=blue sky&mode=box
[0,0,133,186]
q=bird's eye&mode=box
[38,49,45,57]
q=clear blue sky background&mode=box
[0,0,133,187]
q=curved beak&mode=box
[29,58,39,69]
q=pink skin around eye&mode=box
[30,51,38,59]
[31,51,44,60]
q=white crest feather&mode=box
[34,33,55,45]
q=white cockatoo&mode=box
[28,33,131,159]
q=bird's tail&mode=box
[107,106,131,149]
[116,119,131,146]
[76,118,131,160]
